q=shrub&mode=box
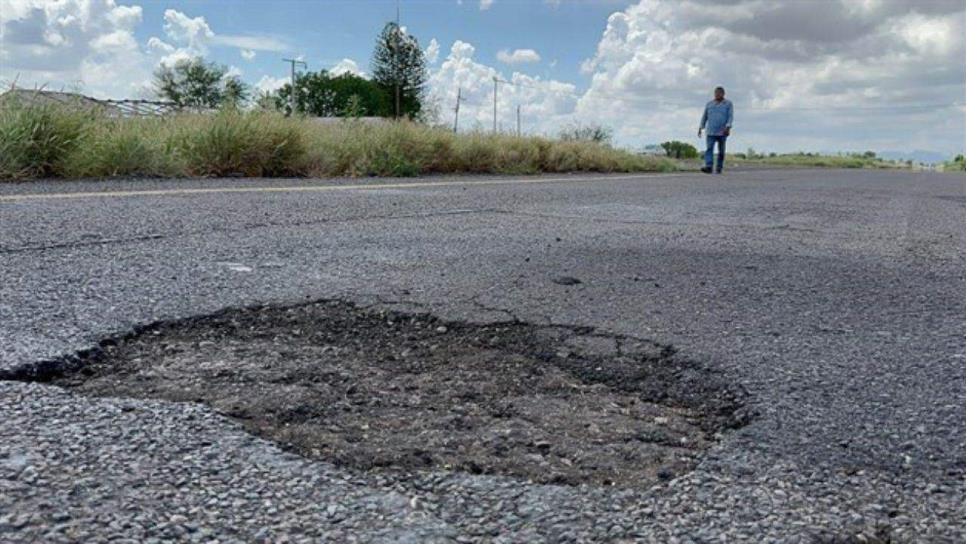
[0,101,92,179]
[943,155,966,172]
[660,140,699,159]
[559,123,613,144]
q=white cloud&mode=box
[425,38,440,64]
[255,75,287,94]
[891,12,958,55]
[161,9,212,52]
[0,4,291,99]
[496,48,541,65]
[428,40,577,134]
[147,36,175,54]
[330,58,364,77]
[574,0,966,153]
[212,34,287,52]
[0,0,151,98]
[479,0,494,11]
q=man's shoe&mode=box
[715,169,723,174]
[700,166,712,174]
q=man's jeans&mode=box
[705,135,727,172]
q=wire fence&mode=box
[1,85,181,117]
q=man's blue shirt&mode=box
[700,99,734,136]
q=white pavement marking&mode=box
[0,173,688,203]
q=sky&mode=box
[1,0,964,156]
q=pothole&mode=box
[18,300,751,487]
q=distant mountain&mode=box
[876,150,950,164]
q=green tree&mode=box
[274,71,391,117]
[222,77,250,108]
[371,22,427,118]
[153,57,243,109]
[660,140,699,159]
[342,94,365,118]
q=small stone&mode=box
[51,512,71,522]
[553,276,582,286]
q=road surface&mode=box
[1,169,964,542]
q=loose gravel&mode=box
[3,381,962,543]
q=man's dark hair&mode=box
[715,86,725,93]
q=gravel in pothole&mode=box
[47,300,747,487]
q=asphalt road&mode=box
[1,169,964,542]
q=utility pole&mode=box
[453,87,463,133]
[492,76,499,133]
[394,0,401,119]
[516,104,521,137]
[282,58,306,115]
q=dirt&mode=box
[49,300,749,487]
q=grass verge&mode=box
[730,153,907,169]
[0,102,676,181]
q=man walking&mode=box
[698,86,733,174]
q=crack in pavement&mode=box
[0,208,502,254]
[0,234,166,254]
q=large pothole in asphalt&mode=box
[38,300,749,487]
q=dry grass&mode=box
[0,103,675,180]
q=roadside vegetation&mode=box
[730,149,908,169]
[0,102,675,181]
[941,154,966,172]
[0,17,677,182]
[660,140,700,159]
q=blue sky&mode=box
[2,0,965,156]
[133,0,624,92]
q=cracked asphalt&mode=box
[1,169,964,542]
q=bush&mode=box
[943,154,966,172]
[559,123,613,144]
[0,101,93,179]
[660,140,699,159]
